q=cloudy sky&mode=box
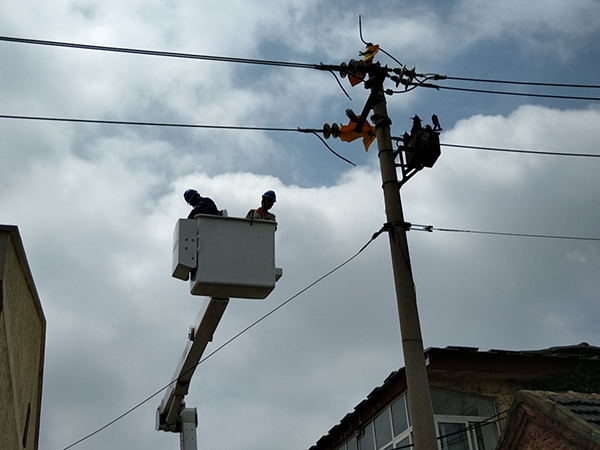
[2,1,600,449]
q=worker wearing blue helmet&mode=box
[246,190,277,227]
[184,189,221,218]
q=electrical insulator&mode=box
[322,123,340,139]
[356,60,366,77]
[348,58,366,87]
[338,44,378,86]
[347,59,357,76]
[336,59,368,87]
[392,64,418,90]
[323,118,374,151]
[345,108,359,123]
[339,62,348,78]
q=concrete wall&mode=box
[428,370,538,417]
[0,226,45,450]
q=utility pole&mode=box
[369,71,438,450]
[321,55,441,448]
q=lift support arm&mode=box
[156,297,230,432]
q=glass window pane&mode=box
[438,422,470,450]
[396,436,410,449]
[391,396,408,436]
[347,436,358,450]
[431,390,495,417]
[374,410,393,448]
[359,422,375,450]
[469,421,498,450]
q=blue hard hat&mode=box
[262,190,276,202]
[184,189,199,204]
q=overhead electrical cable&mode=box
[1,35,598,95]
[2,114,599,160]
[58,218,595,449]
[0,113,299,132]
[432,85,600,101]
[0,36,318,69]
[441,76,600,89]
[441,143,600,159]
[0,113,354,164]
[60,228,384,450]
[408,223,600,242]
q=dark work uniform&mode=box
[187,197,220,218]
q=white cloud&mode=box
[1,2,600,450]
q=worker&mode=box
[184,189,221,218]
[246,190,277,227]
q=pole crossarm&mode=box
[156,297,230,432]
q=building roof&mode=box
[309,343,600,450]
[548,391,600,430]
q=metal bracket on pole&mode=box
[395,148,423,189]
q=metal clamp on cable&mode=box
[371,222,392,240]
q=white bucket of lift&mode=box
[172,215,281,299]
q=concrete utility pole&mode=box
[369,78,438,450]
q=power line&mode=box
[433,85,600,101]
[2,114,599,161]
[441,143,600,159]
[61,229,383,450]
[46,221,600,449]
[408,223,600,242]
[0,36,317,69]
[0,113,298,132]
[0,113,355,165]
[3,36,598,96]
[440,75,600,90]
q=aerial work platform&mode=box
[159,215,283,447]
[172,214,282,299]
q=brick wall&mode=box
[500,403,600,450]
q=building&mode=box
[0,225,46,450]
[496,390,600,450]
[308,343,600,450]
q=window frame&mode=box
[333,390,500,450]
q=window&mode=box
[361,394,412,450]
[432,390,499,450]
[335,390,498,450]
[391,395,409,437]
[334,436,358,450]
[359,422,375,450]
[438,422,469,450]
[431,390,495,418]
[374,410,393,448]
